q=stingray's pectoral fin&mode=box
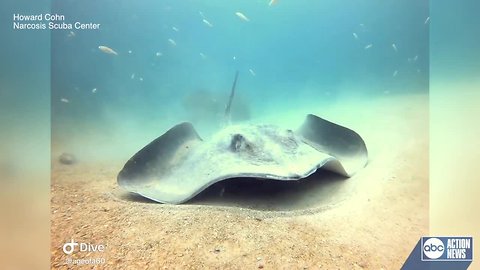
[117,122,202,190]
[297,114,368,176]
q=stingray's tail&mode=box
[224,70,239,125]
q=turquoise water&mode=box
[48,0,428,140]
[0,0,431,161]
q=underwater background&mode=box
[3,0,480,268]
[47,0,428,158]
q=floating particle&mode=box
[199,11,206,19]
[156,52,162,57]
[61,98,69,103]
[393,70,398,77]
[92,88,97,93]
[199,53,206,59]
[131,73,135,79]
[249,69,256,76]
[172,26,179,32]
[67,31,75,38]
[353,33,358,39]
[392,43,398,52]
[233,56,236,60]
[408,55,419,63]
[235,12,250,22]
[202,19,213,27]
[168,38,177,46]
[424,17,430,24]
[98,45,118,55]
[139,77,144,82]
[364,44,373,50]
[128,50,132,54]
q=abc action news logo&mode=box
[421,237,473,261]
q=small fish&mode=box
[168,38,176,46]
[98,45,118,56]
[249,69,256,76]
[424,17,430,24]
[61,98,69,103]
[199,11,206,19]
[393,70,398,77]
[202,19,213,27]
[235,12,250,22]
[269,0,278,6]
[67,31,75,38]
[92,88,97,93]
[353,32,358,39]
[199,52,206,59]
[172,26,179,32]
[156,52,162,57]
[364,44,373,50]
[392,43,398,52]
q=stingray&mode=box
[117,73,368,204]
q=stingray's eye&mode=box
[230,134,246,152]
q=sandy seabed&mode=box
[51,93,428,269]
